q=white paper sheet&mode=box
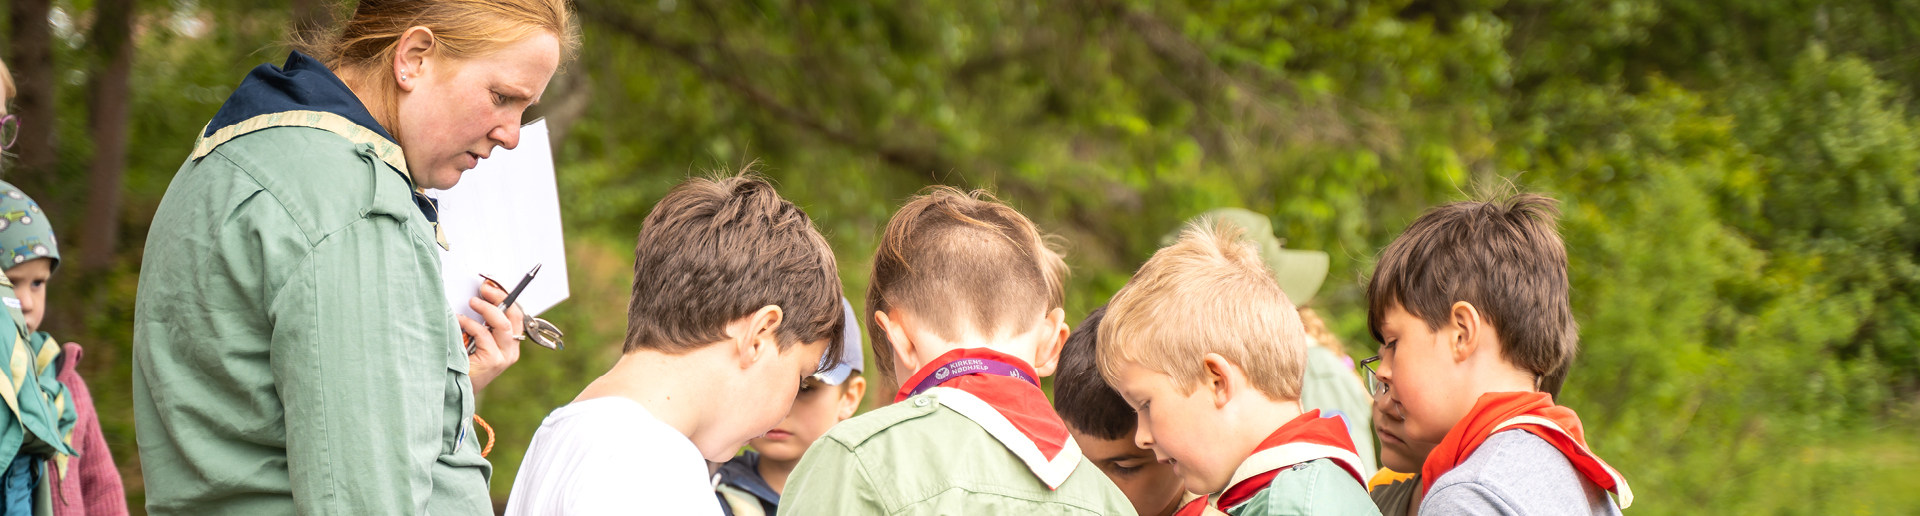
[426,120,570,322]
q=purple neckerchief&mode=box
[905,357,1040,398]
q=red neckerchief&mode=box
[1174,497,1209,516]
[894,347,1070,460]
[1420,392,1633,508]
[1210,410,1367,510]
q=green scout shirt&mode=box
[1224,459,1382,516]
[780,389,1137,516]
[132,112,489,515]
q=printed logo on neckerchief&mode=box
[895,348,1081,489]
[906,357,1038,398]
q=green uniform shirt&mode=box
[780,389,1137,516]
[1224,459,1382,516]
[133,117,489,515]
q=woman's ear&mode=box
[734,305,784,369]
[838,376,868,421]
[391,26,438,93]
[1030,307,1070,377]
[1448,301,1482,364]
[874,310,922,375]
[1203,353,1239,409]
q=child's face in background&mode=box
[1374,303,1470,446]
[750,375,865,463]
[4,258,50,332]
[1373,385,1437,473]
[1075,427,1187,516]
[1108,360,1239,497]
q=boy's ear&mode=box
[735,305,785,369]
[1447,301,1482,364]
[839,376,868,421]
[875,310,923,375]
[1030,307,1070,377]
[1202,352,1238,409]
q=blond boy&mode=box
[1099,222,1379,516]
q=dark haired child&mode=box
[505,174,846,515]
[780,187,1134,515]
[1365,194,1629,515]
[1054,306,1220,516]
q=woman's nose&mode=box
[491,122,521,151]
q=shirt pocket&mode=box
[441,340,479,460]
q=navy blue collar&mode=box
[205,51,395,143]
[716,451,781,506]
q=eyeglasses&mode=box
[1,115,16,151]
[1359,355,1387,396]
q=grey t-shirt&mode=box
[1421,431,1622,516]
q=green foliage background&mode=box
[6,0,1920,513]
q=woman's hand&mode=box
[459,279,526,392]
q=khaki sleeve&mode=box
[269,217,439,516]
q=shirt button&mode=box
[913,397,931,407]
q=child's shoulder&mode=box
[816,392,947,449]
[1236,458,1380,516]
[1424,431,1621,516]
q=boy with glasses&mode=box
[1364,194,1629,515]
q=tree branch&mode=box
[577,0,954,180]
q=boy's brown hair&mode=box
[1053,306,1137,440]
[623,172,845,370]
[1097,221,1307,400]
[1365,193,1576,394]
[865,187,1066,383]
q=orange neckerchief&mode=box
[1206,410,1367,511]
[894,347,1069,460]
[1420,392,1633,508]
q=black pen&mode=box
[466,263,541,355]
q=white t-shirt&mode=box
[505,397,723,516]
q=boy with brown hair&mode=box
[1098,222,1378,516]
[1366,194,1630,516]
[779,187,1134,515]
[505,174,846,515]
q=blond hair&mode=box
[1097,220,1306,399]
[293,0,580,140]
[1,58,13,103]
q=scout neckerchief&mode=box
[1196,410,1365,513]
[0,277,77,481]
[894,347,1080,489]
[1420,392,1632,508]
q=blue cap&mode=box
[813,298,866,385]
